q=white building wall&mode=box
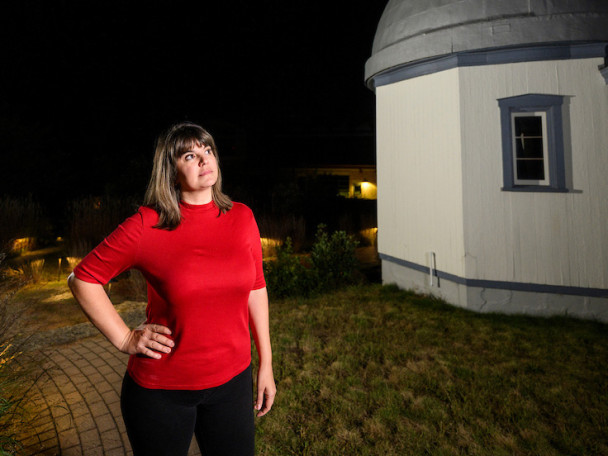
[459,58,608,289]
[376,68,466,277]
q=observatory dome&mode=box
[365,0,608,84]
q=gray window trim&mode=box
[497,94,567,192]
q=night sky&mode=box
[0,1,386,211]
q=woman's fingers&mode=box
[254,366,276,417]
[256,387,276,417]
[149,324,172,335]
[255,375,276,417]
[127,324,174,358]
[256,389,264,412]
[145,327,174,350]
[149,340,172,353]
[143,347,162,359]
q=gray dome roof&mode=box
[365,0,608,83]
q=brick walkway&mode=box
[17,335,201,455]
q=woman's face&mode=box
[175,142,218,203]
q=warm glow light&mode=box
[66,257,82,270]
[260,237,282,257]
[359,181,377,199]
[359,227,378,246]
[11,237,35,253]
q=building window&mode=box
[512,112,549,185]
[498,94,567,192]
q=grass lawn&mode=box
[6,270,607,455]
[256,284,608,455]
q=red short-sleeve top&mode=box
[74,201,265,389]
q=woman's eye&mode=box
[185,153,195,160]
[204,149,211,155]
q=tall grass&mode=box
[0,196,47,257]
[255,285,608,455]
[0,257,38,455]
[65,196,139,257]
[257,214,306,253]
[17,260,45,284]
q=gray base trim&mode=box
[379,253,608,298]
[601,65,608,84]
[370,42,608,89]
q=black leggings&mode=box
[120,365,254,456]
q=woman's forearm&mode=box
[248,287,272,367]
[248,286,276,416]
[69,273,173,358]
[68,273,131,350]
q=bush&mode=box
[310,225,359,292]
[264,226,360,298]
[264,238,311,299]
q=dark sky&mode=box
[0,1,385,207]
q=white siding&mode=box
[459,58,608,288]
[376,69,466,276]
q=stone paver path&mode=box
[18,335,201,456]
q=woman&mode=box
[68,122,275,455]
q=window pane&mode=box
[516,159,545,180]
[514,116,542,137]
[515,137,544,159]
[318,175,349,197]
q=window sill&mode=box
[501,186,569,193]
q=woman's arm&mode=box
[68,273,173,358]
[248,286,276,417]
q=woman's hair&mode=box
[144,122,232,229]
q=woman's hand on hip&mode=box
[119,324,174,359]
[255,364,276,417]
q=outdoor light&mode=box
[260,237,282,257]
[359,179,376,199]
[12,237,34,253]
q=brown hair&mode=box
[144,122,232,229]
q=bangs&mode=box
[171,127,207,159]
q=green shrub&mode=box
[264,226,360,298]
[310,225,359,293]
[264,238,311,299]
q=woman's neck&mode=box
[180,189,212,205]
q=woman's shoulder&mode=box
[228,201,256,219]
[136,205,161,225]
[229,201,252,213]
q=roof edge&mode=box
[366,42,608,90]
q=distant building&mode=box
[296,165,377,200]
[366,0,608,321]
